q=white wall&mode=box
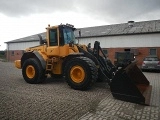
[8,41,39,50]
[78,33,160,48]
[7,33,160,50]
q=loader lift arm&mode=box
[89,41,152,105]
[93,41,116,79]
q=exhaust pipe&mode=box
[37,34,46,45]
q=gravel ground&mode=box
[0,61,110,120]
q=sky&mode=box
[0,0,160,50]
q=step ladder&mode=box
[46,59,53,71]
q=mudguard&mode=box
[21,51,46,69]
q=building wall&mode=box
[78,33,160,66]
[6,50,24,62]
[78,33,160,48]
[7,41,39,50]
[6,41,39,61]
[107,47,160,66]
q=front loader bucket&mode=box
[110,62,152,105]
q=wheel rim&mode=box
[26,65,35,79]
[70,65,85,83]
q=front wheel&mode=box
[64,57,98,90]
[22,58,46,84]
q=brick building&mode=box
[5,20,160,66]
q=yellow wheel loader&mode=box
[15,24,152,105]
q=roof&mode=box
[75,19,160,38]
[5,32,46,43]
[5,19,160,43]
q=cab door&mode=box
[47,28,60,56]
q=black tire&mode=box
[22,58,46,84]
[141,69,145,72]
[64,56,98,90]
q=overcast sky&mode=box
[0,0,160,50]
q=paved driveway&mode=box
[80,71,160,120]
[0,61,160,120]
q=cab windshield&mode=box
[63,27,75,44]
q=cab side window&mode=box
[63,29,72,44]
[49,29,58,46]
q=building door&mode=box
[150,48,156,55]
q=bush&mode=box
[0,51,6,60]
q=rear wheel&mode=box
[22,58,46,84]
[64,57,98,90]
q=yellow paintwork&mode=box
[52,59,63,74]
[59,45,69,57]
[14,24,89,75]
[15,60,21,69]
[47,44,80,57]
[78,44,88,52]
[47,46,60,56]
[26,45,47,53]
[26,65,35,79]
[70,65,85,83]
[69,45,79,53]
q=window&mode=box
[150,48,156,55]
[49,29,58,46]
[124,49,130,52]
[63,28,75,44]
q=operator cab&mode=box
[46,24,76,57]
[47,24,76,47]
